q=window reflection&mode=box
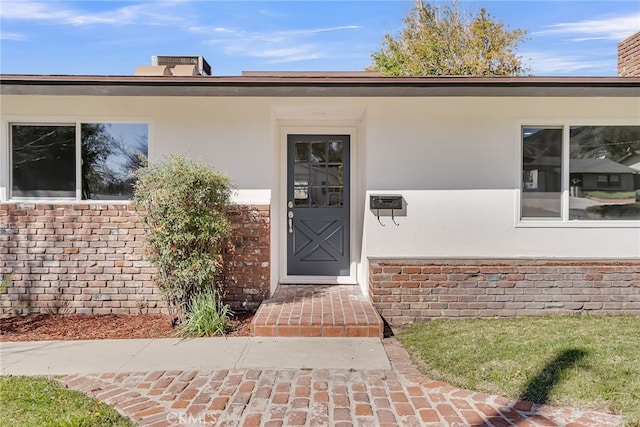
[81,123,148,200]
[11,125,76,198]
[569,126,640,220]
[292,139,345,208]
[521,127,562,218]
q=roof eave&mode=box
[1,75,640,97]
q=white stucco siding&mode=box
[0,95,274,199]
[364,189,640,258]
[364,97,640,259]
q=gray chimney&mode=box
[151,55,211,76]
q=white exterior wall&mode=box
[0,96,274,204]
[2,95,639,285]
[363,97,640,259]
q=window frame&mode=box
[517,120,640,228]
[2,117,151,203]
[520,125,563,220]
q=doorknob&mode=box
[288,211,294,233]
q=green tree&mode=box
[368,0,528,76]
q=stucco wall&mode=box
[362,97,640,260]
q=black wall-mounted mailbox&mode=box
[370,195,403,210]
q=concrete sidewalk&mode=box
[0,337,391,376]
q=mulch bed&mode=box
[0,312,254,342]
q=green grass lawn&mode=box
[0,376,134,427]
[398,315,640,426]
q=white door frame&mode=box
[277,123,359,285]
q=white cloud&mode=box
[198,25,361,63]
[0,32,26,41]
[536,13,640,41]
[0,0,187,26]
[0,0,70,21]
[524,51,615,75]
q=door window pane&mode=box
[294,186,309,205]
[328,141,343,162]
[569,126,640,220]
[311,142,326,163]
[81,123,148,200]
[327,187,343,207]
[521,127,562,218]
[309,164,327,186]
[310,187,327,207]
[294,142,309,162]
[326,165,343,186]
[11,125,76,198]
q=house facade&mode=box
[1,57,640,325]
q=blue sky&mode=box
[1,0,639,76]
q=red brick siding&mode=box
[222,205,271,311]
[618,31,640,77]
[0,203,271,315]
[369,259,640,326]
[0,203,160,315]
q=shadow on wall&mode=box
[474,348,588,427]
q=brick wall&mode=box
[369,259,640,326]
[0,203,271,316]
[222,205,271,310]
[0,203,159,316]
[618,31,640,77]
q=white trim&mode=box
[277,123,360,286]
[561,125,570,221]
[516,119,640,228]
[516,220,640,228]
[75,122,82,200]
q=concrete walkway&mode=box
[0,337,390,375]
[0,338,624,426]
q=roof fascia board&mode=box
[1,75,640,97]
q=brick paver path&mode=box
[58,339,623,426]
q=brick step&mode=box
[251,285,383,338]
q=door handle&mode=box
[288,211,294,233]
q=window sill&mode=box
[2,199,132,205]
[517,220,640,228]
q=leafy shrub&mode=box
[178,287,232,337]
[133,155,233,324]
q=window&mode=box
[10,122,148,200]
[595,174,621,188]
[570,126,640,220]
[521,127,562,218]
[12,125,76,198]
[521,125,640,221]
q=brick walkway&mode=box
[252,285,383,338]
[58,339,622,427]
